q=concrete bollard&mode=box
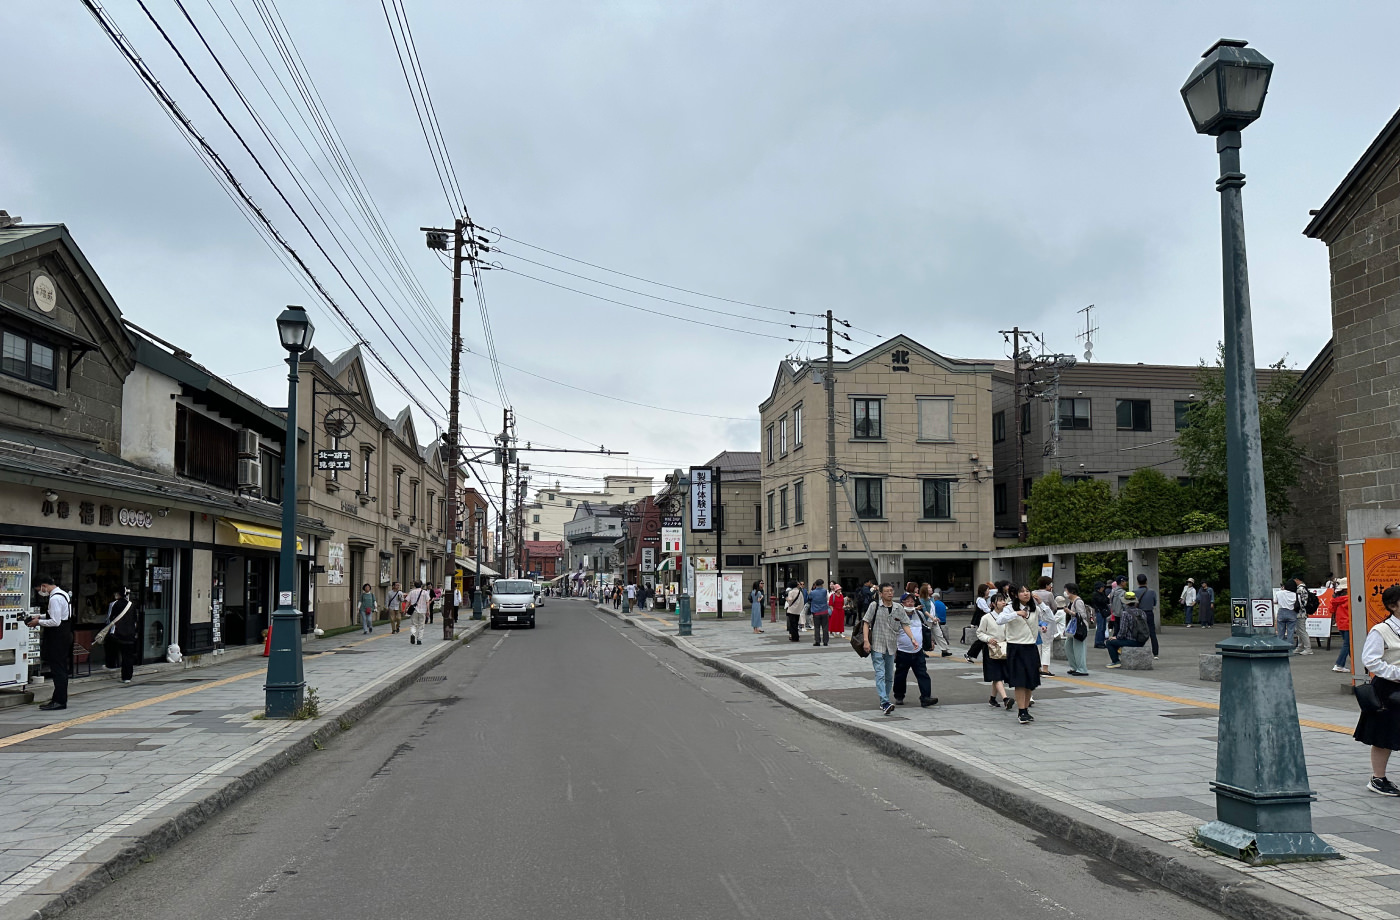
[1199,652,1222,682]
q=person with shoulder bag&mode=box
[407,580,432,645]
[97,586,143,684]
[749,580,766,635]
[784,581,804,643]
[862,583,918,714]
[892,593,938,708]
[1354,584,1400,797]
[1063,583,1091,676]
[977,592,1011,710]
[385,581,405,634]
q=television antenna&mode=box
[1076,304,1099,362]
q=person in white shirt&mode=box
[26,576,73,711]
[406,580,432,645]
[1355,584,1400,797]
[1180,579,1197,628]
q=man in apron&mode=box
[26,575,73,711]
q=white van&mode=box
[489,579,537,629]
[533,581,544,607]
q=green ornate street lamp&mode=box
[1181,40,1337,863]
[264,305,314,718]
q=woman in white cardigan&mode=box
[976,593,1012,711]
[1355,584,1400,797]
[994,585,1042,725]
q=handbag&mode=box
[94,600,133,645]
[1356,681,1386,713]
[918,611,934,652]
[987,638,1007,660]
[850,624,869,658]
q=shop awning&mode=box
[218,518,303,553]
[455,557,500,578]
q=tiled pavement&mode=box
[622,606,1400,920]
[0,623,477,918]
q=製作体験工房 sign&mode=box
[316,449,353,471]
[690,466,714,532]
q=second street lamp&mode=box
[265,305,314,719]
[1181,39,1337,864]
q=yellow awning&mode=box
[219,519,303,553]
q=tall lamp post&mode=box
[1181,39,1336,863]
[265,305,314,718]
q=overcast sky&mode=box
[3,1,1398,505]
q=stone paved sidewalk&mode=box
[623,607,1400,920]
[0,621,482,919]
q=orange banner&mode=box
[1363,538,1400,632]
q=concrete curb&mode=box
[597,603,1348,920]
[24,620,489,920]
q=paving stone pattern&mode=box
[636,610,1400,920]
[0,627,465,916]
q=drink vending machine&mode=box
[0,544,37,688]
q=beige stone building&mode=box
[758,335,995,603]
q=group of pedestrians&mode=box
[357,579,442,644]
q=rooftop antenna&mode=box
[1076,304,1098,362]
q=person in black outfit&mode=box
[26,575,73,711]
[1090,582,1112,648]
[106,587,143,683]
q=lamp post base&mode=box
[1196,820,1339,865]
[263,606,305,719]
[677,594,692,636]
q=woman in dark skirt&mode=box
[977,592,1011,709]
[1356,584,1400,797]
[996,584,1043,725]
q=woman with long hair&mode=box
[1063,582,1091,676]
[995,584,1043,725]
[749,580,766,634]
[965,582,996,663]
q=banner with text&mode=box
[690,466,715,532]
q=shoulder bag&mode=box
[94,600,132,645]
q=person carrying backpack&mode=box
[1105,591,1149,668]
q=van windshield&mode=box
[495,580,534,595]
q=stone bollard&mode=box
[1051,637,1068,661]
[1119,646,1154,670]
[1199,652,1222,682]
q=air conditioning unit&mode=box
[237,429,260,458]
[237,457,262,491]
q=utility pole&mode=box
[715,468,723,618]
[515,457,524,577]
[826,310,838,592]
[499,407,512,577]
[1001,326,1029,543]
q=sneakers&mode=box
[1333,665,1349,672]
[121,679,132,685]
[880,701,895,715]
[920,698,938,707]
[940,650,953,657]
[1018,709,1031,724]
[38,702,66,711]
[1184,624,1193,628]
[988,695,1002,709]
[1003,697,1015,711]
[894,698,905,706]
[1106,663,1122,669]
[1368,777,1400,797]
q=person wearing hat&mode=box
[1105,590,1149,669]
[1333,578,1352,673]
[1180,578,1197,628]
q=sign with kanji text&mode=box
[316,449,352,471]
[641,547,655,573]
[661,527,682,554]
[690,466,714,532]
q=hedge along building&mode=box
[296,345,451,630]
[758,335,996,604]
[0,221,327,658]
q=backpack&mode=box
[1124,609,1149,644]
[1303,589,1320,615]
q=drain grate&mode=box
[415,676,448,682]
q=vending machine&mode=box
[0,544,36,688]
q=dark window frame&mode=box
[1058,397,1091,430]
[766,492,775,532]
[1116,398,1152,431]
[992,410,1006,443]
[920,478,953,520]
[854,477,884,519]
[1174,400,1195,431]
[794,480,804,524]
[994,482,1007,515]
[852,398,883,440]
[1,327,58,389]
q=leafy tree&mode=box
[1025,472,1119,545]
[1116,468,1187,538]
[1175,345,1302,520]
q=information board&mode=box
[690,467,714,532]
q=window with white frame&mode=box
[779,416,788,456]
[917,397,953,441]
[793,404,803,447]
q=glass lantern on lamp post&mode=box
[265,305,314,718]
[1181,40,1337,864]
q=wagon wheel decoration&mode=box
[324,407,357,439]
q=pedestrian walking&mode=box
[784,581,804,642]
[749,580,766,634]
[966,582,995,663]
[999,585,1043,724]
[424,585,436,625]
[893,593,938,708]
[386,581,405,634]
[103,587,142,684]
[923,585,952,657]
[1135,574,1160,658]
[1090,581,1111,648]
[1039,595,1065,676]
[1275,579,1301,654]
[1198,580,1216,628]
[1180,578,1197,628]
[809,579,831,646]
[358,583,376,634]
[1295,577,1316,655]
[977,592,1012,710]
[1063,582,1091,676]
[798,580,811,630]
[1354,584,1400,797]
[1106,592,1150,668]
[101,587,125,671]
[829,581,846,637]
[407,580,432,645]
[862,583,917,715]
[625,582,637,609]
[1334,579,1353,673]
[27,576,73,711]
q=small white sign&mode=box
[1251,598,1275,628]
[661,526,682,554]
[32,274,57,313]
[1305,617,1332,638]
[279,591,294,606]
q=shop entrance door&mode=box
[126,547,174,662]
[245,557,269,645]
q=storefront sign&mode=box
[118,508,155,528]
[152,566,171,581]
[695,556,717,572]
[641,547,655,573]
[32,273,57,313]
[316,449,353,471]
[689,467,714,532]
[211,602,222,645]
[661,527,682,554]
[1363,539,1400,634]
[326,543,346,585]
[379,552,392,586]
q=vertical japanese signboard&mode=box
[690,466,714,532]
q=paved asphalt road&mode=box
[63,600,1225,920]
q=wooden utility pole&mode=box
[1000,326,1029,543]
